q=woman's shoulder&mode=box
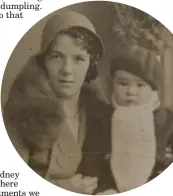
[80,85,113,119]
[3,57,63,149]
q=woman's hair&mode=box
[37,27,101,83]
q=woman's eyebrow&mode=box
[49,49,63,54]
[135,79,145,83]
[115,77,128,81]
[73,54,87,58]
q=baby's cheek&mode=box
[113,90,126,105]
[137,93,150,105]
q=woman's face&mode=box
[44,34,90,98]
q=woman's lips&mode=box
[59,80,74,83]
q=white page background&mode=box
[0,0,173,195]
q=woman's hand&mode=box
[83,176,98,194]
[69,174,98,194]
[96,189,118,195]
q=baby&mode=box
[110,45,161,193]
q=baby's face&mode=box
[113,70,153,106]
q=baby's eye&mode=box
[137,83,145,87]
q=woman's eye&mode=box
[119,81,128,86]
[137,83,145,87]
[51,54,62,60]
[75,56,85,62]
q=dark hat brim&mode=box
[36,26,104,61]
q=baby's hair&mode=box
[109,44,162,91]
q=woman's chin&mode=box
[54,88,78,99]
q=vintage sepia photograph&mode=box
[1,1,173,194]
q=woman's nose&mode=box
[61,58,73,75]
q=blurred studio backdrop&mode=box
[1,1,173,110]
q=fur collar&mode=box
[3,56,112,149]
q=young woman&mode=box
[3,11,114,194]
